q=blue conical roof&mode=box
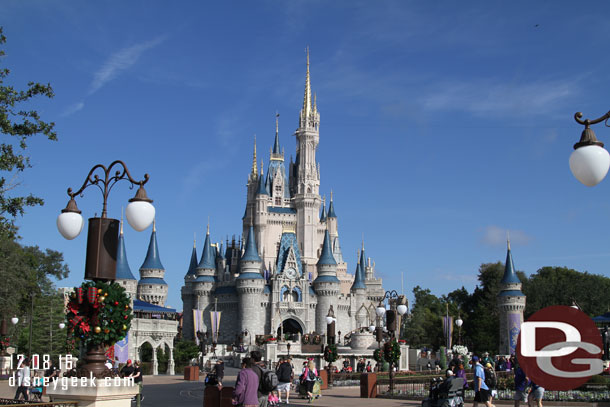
[359,244,366,278]
[351,254,366,291]
[317,230,337,266]
[257,173,268,195]
[186,244,198,277]
[116,233,136,280]
[327,199,337,218]
[198,231,216,270]
[273,129,281,154]
[320,202,327,222]
[501,242,522,285]
[241,225,262,262]
[140,228,165,270]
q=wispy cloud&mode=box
[419,79,577,118]
[61,101,85,117]
[480,225,533,247]
[89,36,165,94]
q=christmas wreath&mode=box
[383,339,401,365]
[0,336,9,351]
[66,281,133,346]
[323,344,338,364]
[313,334,321,345]
[302,334,310,344]
[374,347,385,363]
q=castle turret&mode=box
[137,220,168,306]
[115,220,137,302]
[294,48,322,279]
[236,225,265,337]
[181,236,198,340]
[497,238,526,355]
[313,230,340,334]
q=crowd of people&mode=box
[442,352,544,407]
[232,351,321,407]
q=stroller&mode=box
[421,377,464,407]
[204,372,219,387]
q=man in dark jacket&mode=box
[276,358,293,404]
[250,350,268,407]
[213,360,225,386]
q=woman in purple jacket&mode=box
[233,358,259,407]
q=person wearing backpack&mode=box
[250,350,278,407]
[276,358,293,404]
[301,360,318,403]
[484,362,498,403]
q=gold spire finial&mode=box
[153,218,156,233]
[276,112,279,136]
[207,217,210,235]
[252,135,257,176]
[120,207,124,235]
[362,233,365,250]
[507,231,511,251]
[194,232,197,248]
[330,189,333,202]
[313,92,317,112]
[302,46,312,117]
[323,195,326,206]
[260,159,264,175]
[356,249,360,264]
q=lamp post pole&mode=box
[325,305,336,388]
[455,316,463,346]
[377,290,408,395]
[57,160,155,377]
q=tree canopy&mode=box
[0,26,57,236]
[403,262,609,355]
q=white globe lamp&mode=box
[369,325,375,333]
[57,198,84,240]
[126,186,155,231]
[455,317,463,328]
[11,317,18,325]
[569,145,610,186]
[397,304,408,315]
[376,306,386,317]
[326,316,334,325]
[58,322,66,329]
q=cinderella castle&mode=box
[181,51,386,344]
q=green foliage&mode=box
[66,281,132,347]
[439,346,447,370]
[174,340,200,364]
[324,344,338,364]
[374,348,384,363]
[0,27,57,235]
[403,286,445,348]
[523,266,610,318]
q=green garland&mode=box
[374,347,385,363]
[66,281,133,347]
[383,338,401,365]
[323,344,338,363]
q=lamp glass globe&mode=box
[397,304,408,315]
[455,318,463,327]
[125,201,155,231]
[326,316,334,325]
[369,325,375,333]
[59,322,66,329]
[376,306,386,317]
[569,145,610,187]
[11,317,18,325]
[57,212,84,240]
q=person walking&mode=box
[133,360,144,406]
[276,358,293,404]
[455,363,468,390]
[513,361,529,407]
[120,359,135,378]
[484,363,498,405]
[233,358,260,407]
[472,356,492,407]
[13,357,30,401]
[302,360,318,403]
[214,359,225,387]
[250,350,270,407]
[528,381,544,407]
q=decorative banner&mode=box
[442,316,454,350]
[210,310,221,343]
[114,336,129,363]
[508,312,521,355]
[193,309,204,345]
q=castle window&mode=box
[275,197,282,205]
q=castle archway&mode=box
[277,318,304,339]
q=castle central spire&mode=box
[302,47,311,117]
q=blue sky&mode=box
[4,1,610,311]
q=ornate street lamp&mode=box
[455,316,463,346]
[286,342,291,357]
[377,290,408,395]
[569,111,610,186]
[57,160,154,376]
[326,305,336,345]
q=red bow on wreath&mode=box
[87,287,98,306]
[77,287,85,304]
[71,315,83,327]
